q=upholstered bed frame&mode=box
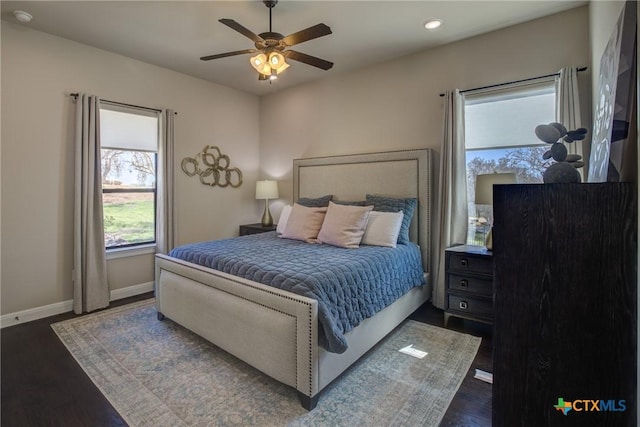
[155,149,432,410]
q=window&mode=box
[100,103,159,249]
[463,79,556,245]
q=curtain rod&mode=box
[69,93,177,115]
[438,66,588,97]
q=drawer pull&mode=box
[459,258,469,267]
[459,279,468,288]
[459,301,468,310]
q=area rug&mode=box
[52,299,481,427]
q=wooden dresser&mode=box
[492,183,636,426]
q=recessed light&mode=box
[424,19,442,30]
[13,10,33,23]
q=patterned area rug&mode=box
[52,299,481,427]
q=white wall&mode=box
[260,6,591,212]
[1,22,260,315]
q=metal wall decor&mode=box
[181,145,243,188]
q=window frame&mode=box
[99,102,160,252]
[462,77,558,245]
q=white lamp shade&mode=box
[250,53,269,74]
[475,173,516,205]
[256,180,279,200]
[250,52,289,77]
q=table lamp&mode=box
[256,180,279,227]
[474,173,516,249]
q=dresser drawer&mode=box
[448,253,492,275]
[448,273,493,296]
[447,294,493,320]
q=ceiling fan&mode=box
[200,0,333,81]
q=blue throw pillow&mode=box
[365,194,417,244]
[297,195,333,207]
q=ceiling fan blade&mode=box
[219,19,264,43]
[285,50,334,70]
[282,23,332,46]
[200,49,257,61]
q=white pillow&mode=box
[280,203,327,243]
[317,202,374,249]
[276,205,292,235]
[361,211,404,248]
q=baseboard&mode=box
[1,281,154,328]
[0,299,75,329]
[109,281,154,302]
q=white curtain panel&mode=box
[433,90,468,309]
[556,67,583,156]
[156,109,176,254]
[73,94,110,314]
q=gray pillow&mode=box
[296,195,333,207]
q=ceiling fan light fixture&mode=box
[250,53,270,74]
[251,51,289,79]
[270,54,289,74]
[269,51,285,67]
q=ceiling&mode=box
[1,1,588,96]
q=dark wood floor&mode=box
[2,294,492,426]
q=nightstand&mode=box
[239,223,277,236]
[444,244,493,327]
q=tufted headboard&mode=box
[293,149,432,275]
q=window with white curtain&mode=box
[463,78,556,245]
[99,103,159,249]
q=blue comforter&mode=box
[169,232,425,353]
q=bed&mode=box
[155,149,432,409]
